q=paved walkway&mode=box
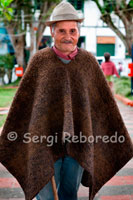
[0,100,133,200]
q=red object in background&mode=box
[15,67,23,77]
[128,63,133,77]
[34,27,38,31]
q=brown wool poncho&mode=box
[0,47,133,200]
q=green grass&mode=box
[7,78,20,87]
[0,79,20,128]
[0,83,18,127]
[0,115,7,128]
[0,88,17,107]
[1,78,20,88]
[113,76,133,100]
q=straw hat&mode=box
[45,2,84,26]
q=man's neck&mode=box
[53,46,78,60]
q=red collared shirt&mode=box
[52,46,78,60]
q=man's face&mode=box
[50,21,80,55]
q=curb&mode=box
[0,126,3,135]
[0,86,18,89]
[0,107,9,115]
[0,107,10,111]
[115,94,133,107]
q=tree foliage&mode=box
[0,0,14,21]
[1,0,61,68]
[92,0,133,56]
[0,54,15,84]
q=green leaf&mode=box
[0,0,5,5]
[129,0,133,8]
[4,0,14,7]
[4,12,12,21]
[7,7,13,14]
[0,0,6,9]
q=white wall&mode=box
[83,1,100,27]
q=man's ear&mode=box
[78,28,80,38]
[50,26,54,37]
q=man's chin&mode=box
[61,46,75,52]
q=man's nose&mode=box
[65,32,71,39]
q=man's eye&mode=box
[59,29,65,33]
[70,29,76,33]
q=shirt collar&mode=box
[52,46,78,60]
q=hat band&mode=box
[51,14,80,21]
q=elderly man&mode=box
[0,2,133,200]
[36,2,84,200]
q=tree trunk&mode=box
[6,24,26,69]
[36,23,47,50]
[29,24,36,59]
[101,13,133,57]
[5,0,61,70]
[114,6,133,56]
[92,0,133,57]
[0,68,6,85]
[36,2,58,50]
[6,68,13,84]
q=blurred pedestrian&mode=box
[118,62,123,76]
[101,52,120,90]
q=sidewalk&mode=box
[0,107,9,134]
[0,99,133,200]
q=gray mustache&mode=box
[62,40,72,44]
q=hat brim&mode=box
[45,18,84,26]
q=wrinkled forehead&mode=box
[54,20,79,29]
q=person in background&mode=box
[101,52,120,90]
[118,62,123,76]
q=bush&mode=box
[0,54,15,69]
[0,54,15,84]
[114,76,133,100]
